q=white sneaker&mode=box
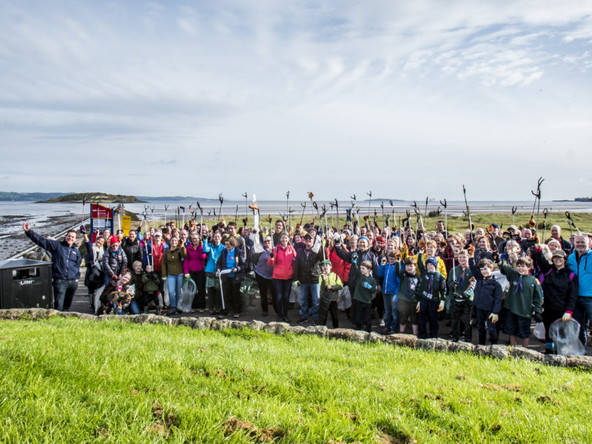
[379,319,385,327]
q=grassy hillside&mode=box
[1,318,591,443]
[40,192,145,204]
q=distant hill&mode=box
[40,192,145,203]
[0,191,67,201]
[136,195,217,202]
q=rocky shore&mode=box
[0,214,83,261]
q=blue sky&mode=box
[1,1,591,201]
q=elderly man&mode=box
[546,225,573,255]
[567,234,592,345]
[22,222,82,311]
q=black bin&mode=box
[0,259,52,309]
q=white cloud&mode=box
[0,0,592,200]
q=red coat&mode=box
[268,244,297,280]
[329,248,351,284]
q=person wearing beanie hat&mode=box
[103,234,127,285]
[425,257,438,269]
[416,251,446,339]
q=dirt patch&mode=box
[149,401,178,438]
[223,416,285,443]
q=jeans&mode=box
[129,300,141,314]
[383,293,399,331]
[574,296,592,345]
[299,283,320,320]
[52,279,78,311]
[273,279,293,318]
[166,274,184,308]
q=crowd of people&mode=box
[22,214,592,353]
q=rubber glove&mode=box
[489,313,499,324]
[438,300,445,312]
[562,312,572,322]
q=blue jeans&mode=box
[299,283,320,321]
[383,293,399,331]
[166,274,183,308]
[273,279,293,318]
[129,300,141,314]
[574,296,592,345]
[52,279,78,311]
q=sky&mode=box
[1,0,591,202]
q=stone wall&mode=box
[1,308,590,370]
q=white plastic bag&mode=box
[533,322,546,341]
[549,319,586,356]
[337,287,352,310]
[177,278,197,313]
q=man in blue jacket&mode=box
[23,222,82,311]
[567,234,592,346]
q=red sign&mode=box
[91,204,113,219]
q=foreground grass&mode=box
[1,318,591,443]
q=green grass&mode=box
[1,319,591,443]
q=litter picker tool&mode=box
[439,198,448,237]
[196,202,203,230]
[511,206,517,225]
[411,201,424,231]
[307,191,315,218]
[367,191,372,219]
[530,177,544,230]
[242,192,248,222]
[543,208,549,240]
[218,193,224,221]
[334,199,340,229]
[462,185,474,244]
[389,200,396,228]
[286,191,290,230]
[180,206,186,227]
[218,269,232,311]
[424,197,429,219]
[164,205,169,226]
[565,212,582,236]
[81,196,86,226]
[235,205,239,224]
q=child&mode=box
[416,255,446,339]
[499,256,543,347]
[470,258,503,345]
[350,254,377,333]
[318,260,343,328]
[395,256,420,335]
[142,264,162,315]
[378,251,401,335]
[129,260,144,314]
[447,249,476,342]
